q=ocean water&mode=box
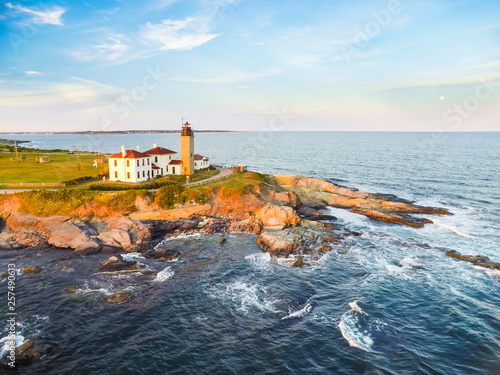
[0,132,499,374]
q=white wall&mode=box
[168,163,182,175]
[109,156,152,182]
[151,153,177,176]
[194,158,210,170]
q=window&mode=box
[172,167,175,174]
[142,159,144,166]
[147,159,150,165]
[155,156,158,163]
[137,172,140,179]
[114,171,118,178]
[142,171,145,177]
[137,160,139,167]
[126,160,130,167]
[127,172,130,179]
[114,160,117,167]
[161,168,163,175]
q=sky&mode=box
[0,0,499,132]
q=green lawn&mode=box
[193,171,264,189]
[0,152,108,184]
[169,168,220,184]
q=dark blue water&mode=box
[1,132,499,374]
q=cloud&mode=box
[71,34,129,63]
[165,68,281,83]
[140,17,221,51]
[475,60,500,69]
[5,2,66,25]
[372,72,500,91]
[0,78,121,109]
[24,71,41,76]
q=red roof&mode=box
[144,147,176,155]
[194,154,208,160]
[110,150,150,159]
[169,160,182,165]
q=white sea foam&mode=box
[281,303,312,320]
[75,286,113,295]
[121,252,145,261]
[338,301,373,352]
[0,334,25,359]
[245,253,272,270]
[158,232,203,245]
[338,315,373,352]
[433,219,475,238]
[154,266,174,282]
[208,281,279,314]
[348,301,364,314]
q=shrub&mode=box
[89,177,175,191]
[18,189,99,217]
[153,184,209,209]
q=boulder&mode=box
[256,227,317,257]
[228,218,261,234]
[24,266,42,274]
[107,291,134,304]
[152,249,180,261]
[98,229,132,251]
[273,174,296,186]
[40,216,101,253]
[299,219,336,232]
[292,258,310,267]
[296,205,337,221]
[321,236,340,244]
[255,204,300,228]
[317,244,333,252]
[268,191,300,208]
[98,256,138,273]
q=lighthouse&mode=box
[180,120,194,175]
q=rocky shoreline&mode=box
[0,173,498,271]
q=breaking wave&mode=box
[338,301,374,352]
[281,302,312,320]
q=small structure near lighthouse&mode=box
[108,120,209,183]
[180,120,195,175]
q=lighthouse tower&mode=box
[180,120,194,175]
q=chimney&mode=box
[136,145,140,151]
[153,143,157,148]
[121,146,125,157]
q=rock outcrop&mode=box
[446,250,500,270]
[97,256,138,273]
[279,176,451,228]
[0,173,454,262]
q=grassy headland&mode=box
[0,150,107,184]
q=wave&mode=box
[433,219,475,238]
[0,334,25,360]
[207,281,279,314]
[154,267,174,282]
[121,252,146,261]
[281,302,312,320]
[338,301,373,352]
[348,301,365,314]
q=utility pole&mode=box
[14,140,19,163]
[76,146,81,171]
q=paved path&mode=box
[0,189,42,194]
[186,167,233,187]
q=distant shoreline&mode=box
[0,130,238,135]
